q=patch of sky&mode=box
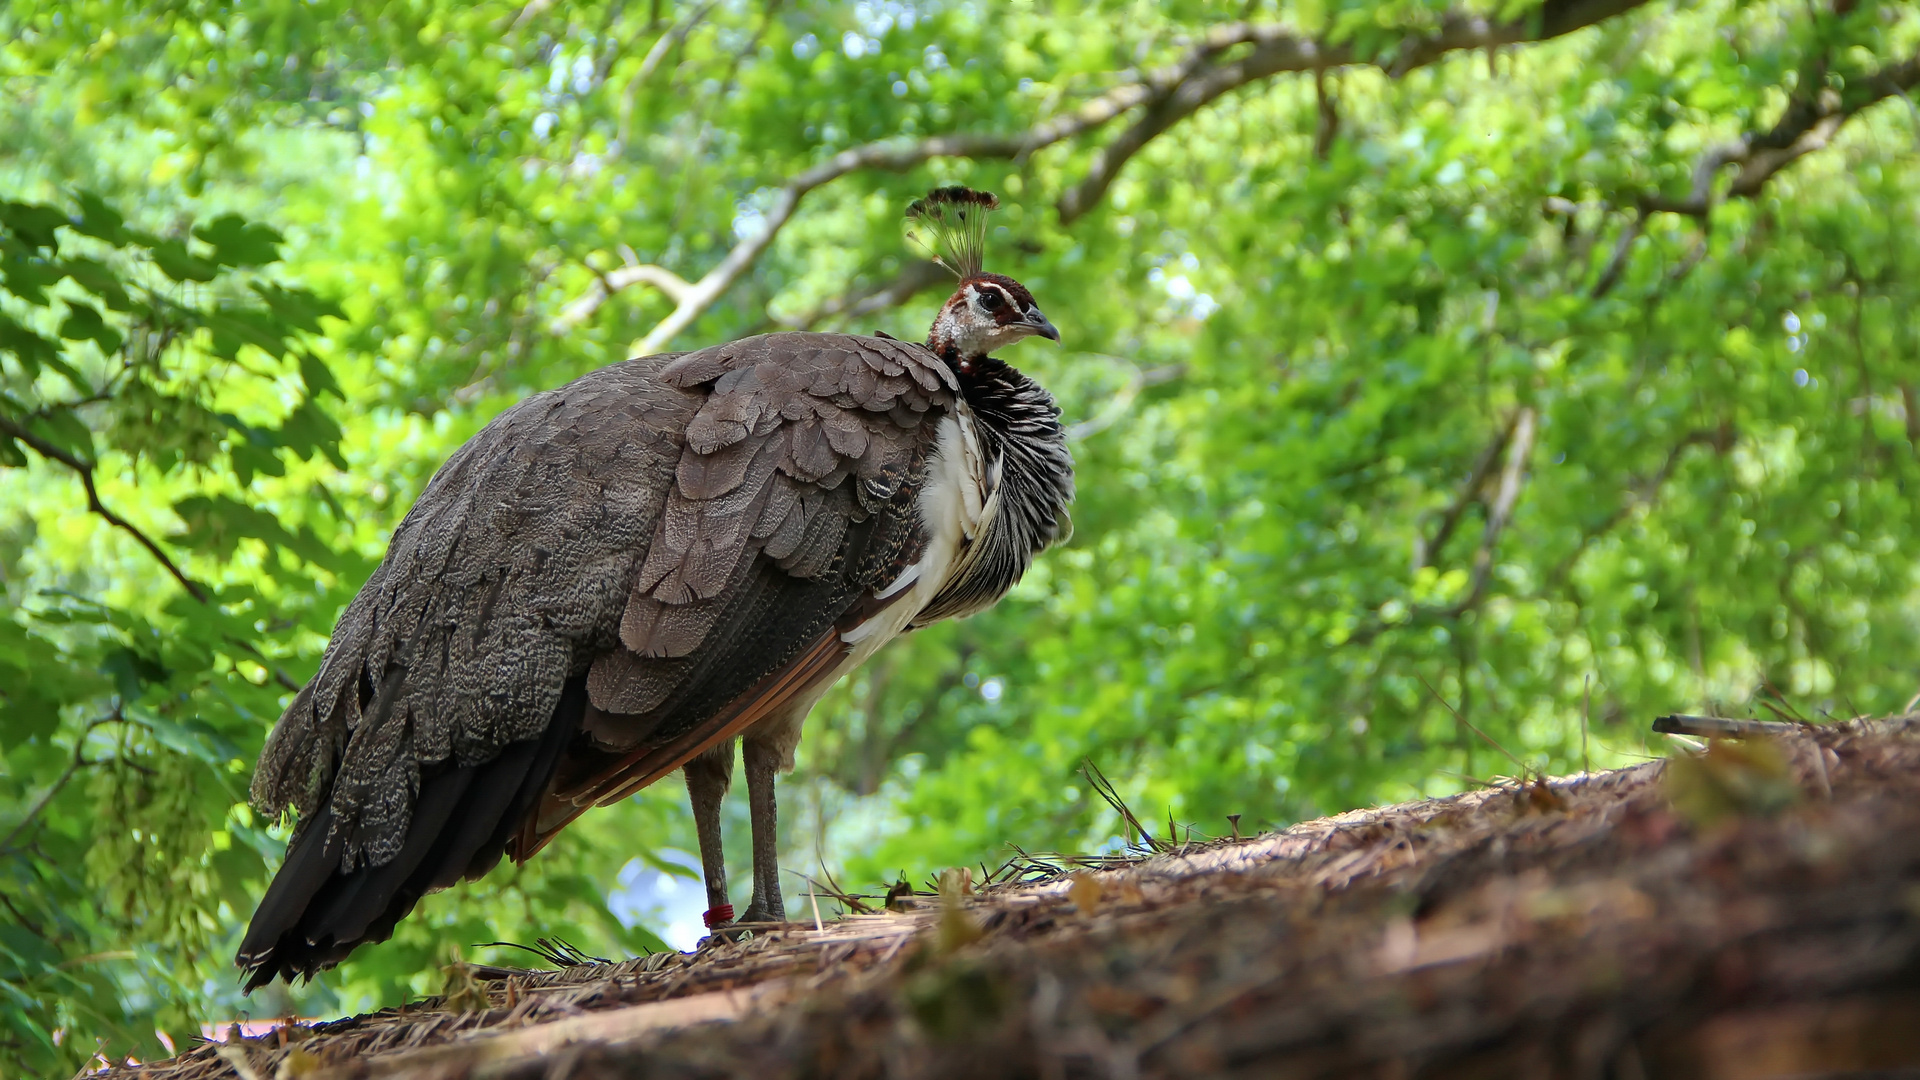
[842,31,879,59]
[607,848,707,951]
[733,188,778,241]
[1147,251,1219,319]
[854,1,920,35]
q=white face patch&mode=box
[929,280,1051,359]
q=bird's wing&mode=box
[511,332,962,852]
[247,331,952,882]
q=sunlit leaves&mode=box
[2,0,1919,1072]
[0,193,345,1072]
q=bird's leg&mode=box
[740,737,785,924]
[683,741,735,932]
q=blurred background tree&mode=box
[3,0,1918,1070]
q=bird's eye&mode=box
[977,290,1004,311]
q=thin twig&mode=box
[1581,674,1592,775]
[550,262,695,333]
[770,260,953,334]
[1064,361,1186,441]
[1455,405,1536,614]
[1,712,117,853]
[1411,412,1519,573]
[1590,211,1643,298]
[1419,675,1529,773]
[0,415,207,603]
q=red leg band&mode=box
[703,904,735,928]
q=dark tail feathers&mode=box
[236,676,586,990]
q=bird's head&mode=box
[908,186,1057,367]
[927,272,1059,366]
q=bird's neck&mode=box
[956,351,1075,563]
[925,304,997,371]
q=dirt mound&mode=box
[109,716,1920,1079]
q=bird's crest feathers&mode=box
[906,186,1000,278]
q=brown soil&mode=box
[106,716,1920,1079]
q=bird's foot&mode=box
[738,902,783,926]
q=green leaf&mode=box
[99,646,168,703]
[192,213,284,267]
[57,257,135,313]
[1,253,62,306]
[298,352,344,400]
[0,681,62,748]
[0,312,60,378]
[57,300,124,357]
[254,283,344,333]
[147,239,218,283]
[69,191,128,245]
[274,398,346,464]
[169,493,345,571]
[204,305,293,361]
[25,408,95,463]
[134,710,240,767]
[0,201,66,250]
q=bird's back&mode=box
[239,332,960,986]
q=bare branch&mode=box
[604,0,1662,354]
[636,0,719,83]
[1411,412,1520,574]
[1313,68,1340,161]
[1454,406,1536,615]
[1590,211,1643,298]
[775,260,952,333]
[610,4,1909,364]
[550,261,695,334]
[1541,425,1734,592]
[3,416,313,694]
[509,0,555,30]
[1056,0,1653,222]
[0,415,207,603]
[1642,54,1920,218]
[1064,359,1187,441]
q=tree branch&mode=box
[1589,211,1644,299]
[1541,425,1735,593]
[586,0,1659,354]
[1454,406,1536,615]
[550,260,695,334]
[1411,412,1520,574]
[1055,0,1652,222]
[774,260,952,333]
[0,415,208,603]
[0,711,117,854]
[1064,359,1187,441]
[1641,54,1920,218]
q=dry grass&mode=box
[101,715,1920,1079]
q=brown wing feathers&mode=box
[529,335,949,850]
[239,334,952,983]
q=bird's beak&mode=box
[1028,309,1060,342]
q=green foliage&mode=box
[5,0,1920,1072]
